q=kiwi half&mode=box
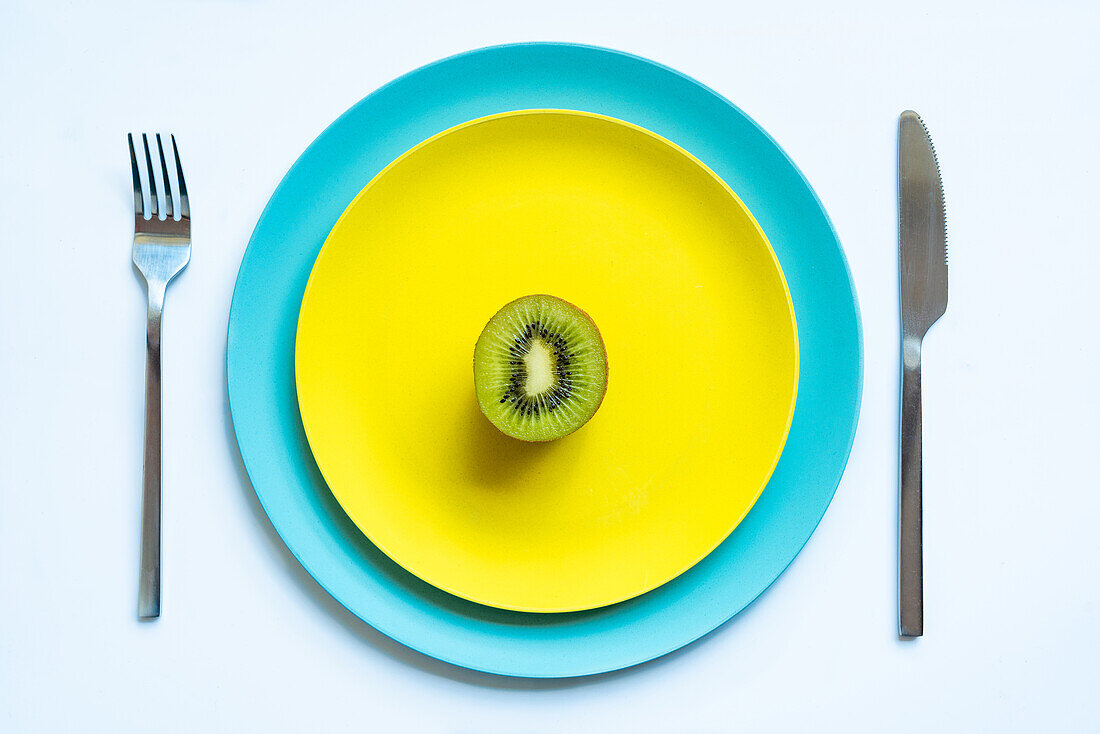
[474,295,608,442]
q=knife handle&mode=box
[900,335,923,637]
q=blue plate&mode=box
[227,43,863,678]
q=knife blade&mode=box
[898,110,947,638]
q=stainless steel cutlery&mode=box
[898,111,948,637]
[129,133,190,620]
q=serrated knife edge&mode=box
[899,110,948,336]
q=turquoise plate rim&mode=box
[227,42,863,678]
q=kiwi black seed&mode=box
[473,295,608,441]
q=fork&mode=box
[129,133,190,620]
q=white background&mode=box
[1,0,1098,731]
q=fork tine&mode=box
[171,135,189,219]
[128,134,144,218]
[142,133,158,219]
[156,134,174,219]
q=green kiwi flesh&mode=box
[473,295,608,441]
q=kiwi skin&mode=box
[473,295,608,442]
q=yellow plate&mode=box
[295,110,798,613]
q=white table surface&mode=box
[2,0,1098,731]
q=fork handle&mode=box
[899,335,923,637]
[139,284,165,620]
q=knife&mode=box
[898,110,948,637]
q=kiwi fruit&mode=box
[473,295,608,441]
